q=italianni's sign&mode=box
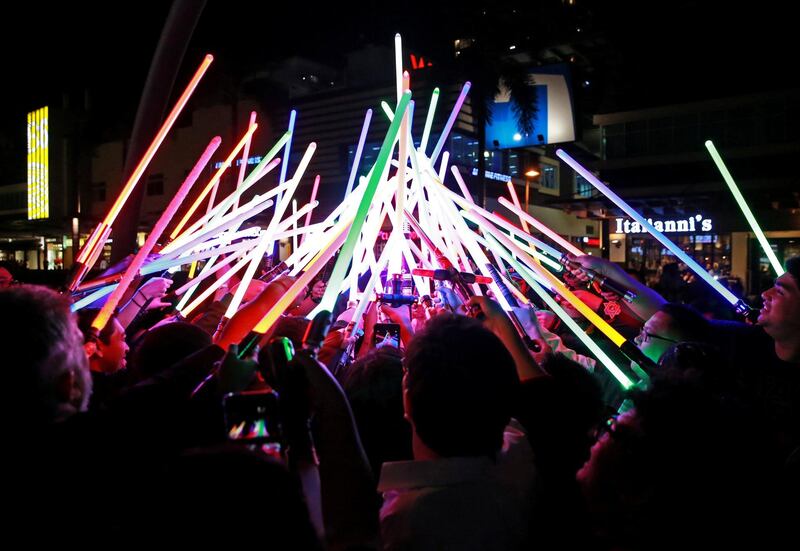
[615,214,713,234]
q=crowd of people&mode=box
[2,251,799,549]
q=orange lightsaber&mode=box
[77,54,214,266]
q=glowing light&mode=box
[498,197,584,257]
[316,91,412,314]
[430,82,471,164]
[345,109,373,199]
[420,87,440,155]
[505,182,529,233]
[27,106,49,220]
[170,123,258,239]
[233,111,258,210]
[483,232,635,390]
[705,140,784,276]
[276,109,297,211]
[77,54,213,265]
[556,149,745,311]
[91,136,222,331]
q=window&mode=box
[146,173,164,196]
[574,173,592,198]
[539,162,559,195]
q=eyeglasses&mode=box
[637,328,678,345]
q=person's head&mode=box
[129,321,211,383]
[635,303,709,363]
[77,308,129,374]
[341,346,412,473]
[577,369,772,549]
[0,285,91,425]
[758,256,800,362]
[402,313,520,458]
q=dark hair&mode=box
[786,255,800,284]
[403,314,519,457]
[341,346,412,473]
[76,307,117,345]
[129,321,211,383]
[656,303,710,342]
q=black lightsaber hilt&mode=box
[560,257,637,303]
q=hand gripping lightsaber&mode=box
[556,149,753,317]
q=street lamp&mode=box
[524,169,540,212]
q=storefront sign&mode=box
[615,214,713,234]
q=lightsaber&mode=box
[234,111,258,210]
[276,109,297,212]
[315,90,412,314]
[69,55,215,291]
[705,140,783,276]
[394,33,403,104]
[170,123,259,239]
[166,158,281,252]
[90,137,222,332]
[556,148,749,314]
[430,81,471,164]
[345,109,373,200]
[505,182,530,233]
[497,197,584,257]
[172,243,254,297]
[481,217,653,380]
[160,195,274,259]
[75,54,214,267]
[224,143,317,319]
[237,217,353,358]
[431,172,565,261]
[304,175,321,229]
[179,243,264,318]
[170,131,290,241]
[483,232,636,391]
[420,87,440,155]
[173,240,259,311]
[450,165,473,205]
[460,210,563,270]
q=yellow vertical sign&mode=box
[27,106,49,220]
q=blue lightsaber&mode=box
[556,149,751,316]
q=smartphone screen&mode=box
[373,322,401,347]
[223,390,282,457]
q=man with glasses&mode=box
[633,303,710,364]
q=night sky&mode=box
[1,1,797,182]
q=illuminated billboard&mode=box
[486,64,576,148]
[27,106,49,220]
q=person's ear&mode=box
[83,341,97,358]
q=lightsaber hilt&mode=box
[734,299,759,322]
[619,341,655,385]
[484,263,542,352]
[259,261,289,282]
[412,268,493,285]
[483,263,518,308]
[66,261,91,293]
[302,310,332,356]
[560,257,637,303]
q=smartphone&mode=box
[223,390,283,458]
[373,322,401,347]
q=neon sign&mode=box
[27,106,49,220]
[615,214,713,234]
